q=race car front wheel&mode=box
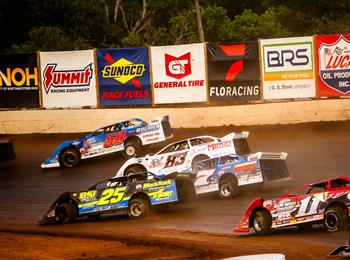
[57,202,77,224]
[59,148,81,167]
[123,140,141,159]
[218,177,238,199]
[128,198,149,219]
[252,210,272,236]
[324,206,348,232]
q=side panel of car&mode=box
[75,179,178,215]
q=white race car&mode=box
[114,132,250,177]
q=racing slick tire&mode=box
[57,202,77,224]
[218,176,238,199]
[122,139,141,159]
[191,154,209,167]
[59,148,81,168]
[252,210,272,236]
[324,206,348,232]
[127,198,150,220]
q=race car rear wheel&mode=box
[252,210,272,236]
[128,198,149,219]
[57,202,77,224]
[218,176,238,199]
[324,206,348,232]
[123,139,141,159]
[59,148,81,168]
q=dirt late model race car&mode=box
[41,115,172,168]
[234,176,350,235]
[177,152,289,199]
[40,172,190,223]
[114,131,251,177]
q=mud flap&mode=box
[174,175,196,202]
[260,159,289,181]
[161,115,173,138]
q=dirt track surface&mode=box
[1,122,350,259]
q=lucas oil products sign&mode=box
[260,36,316,100]
[316,34,350,97]
[97,48,152,106]
[0,53,39,108]
[150,43,207,104]
[207,41,261,102]
[39,50,97,108]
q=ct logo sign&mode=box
[165,52,191,80]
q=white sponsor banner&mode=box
[151,43,207,104]
[39,50,97,108]
[260,36,316,99]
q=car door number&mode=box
[97,187,127,206]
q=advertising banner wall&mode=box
[151,43,207,104]
[207,42,261,102]
[39,50,97,108]
[97,48,152,106]
[316,34,350,97]
[261,36,316,99]
[0,53,39,108]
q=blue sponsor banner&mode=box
[97,48,152,106]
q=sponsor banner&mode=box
[207,42,261,102]
[0,53,40,108]
[316,34,350,97]
[151,43,207,104]
[39,50,97,108]
[97,48,152,106]
[261,36,316,99]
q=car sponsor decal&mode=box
[207,140,232,151]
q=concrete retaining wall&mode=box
[1,99,350,134]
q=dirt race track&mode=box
[1,122,350,259]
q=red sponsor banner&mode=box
[316,34,350,97]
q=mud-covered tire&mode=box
[218,176,238,199]
[191,154,209,167]
[122,139,141,159]
[57,202,77,224]
[324,206,348,232]
[59,148,81,168]
[127,198,149,220]
[252,210,272,236]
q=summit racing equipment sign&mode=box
[97,48,152,106]
[151,43,207,104]
[316,34,350,97]
[261,37,316,99]
[207,42,261,102]
[39,50,97,108]
[0,53,39,108]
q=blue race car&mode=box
[40,172,181,223]
[179,152,289,199]
[41,115,172,168]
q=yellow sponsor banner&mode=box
[264,71,314,81]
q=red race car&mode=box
[234,176,350,235]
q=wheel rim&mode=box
[125,146,136,157]
[130,202,143,217]
[64,152,76,165]
[325,213,338,230]
[253,215,264,231]
[220,183,231,197]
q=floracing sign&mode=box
[316,34,350,96]
[151,43,207,104]
[39,50,97,108]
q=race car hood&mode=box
[39,192,73,224]
[41,138,84,168]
